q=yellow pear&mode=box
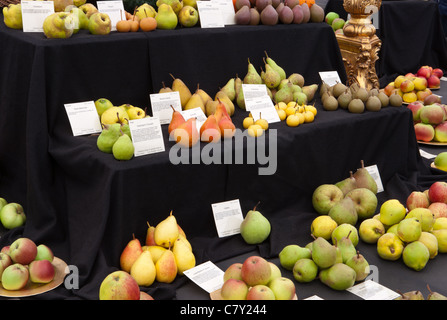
[170,73,192,108]
[154,210,179,248]
[173,237,196,275]
[214,91,235,116]
[130,250,156,286]
[184,92,205,113]
[177,234,192,251]
[145,245,167,263]
[196,84,212,106]
[155,244,177,283]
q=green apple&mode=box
[268,277,296,300]
[0,202,26,230]
[1,264,29,290]
[267,262,281,284]
[2,3,23,29]
[379,199,406,226]
[246,285,276,300]
[35,244,54,262]
[43,12,76,39]
[325,11,339,25]
[278,244,311,270]
[434,152,447,172]
[94,98,114,117]
[359,218,385,244]
[377,233,404,261]
[418,231,438,259]
[88,12,112,35]
[223,263,243,282]
[178,6,199,28]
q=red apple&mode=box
[428,181,447,204]
[400,79,415,93]
[406,191,430,211]
[428,202,447,218]
[0,252,12,279]
[29,260,55,284]
[1,263,29,290]
[432,68,443,78]
[405,72,416,78]
[99,270,140,300]
[383,83,395,96]
[246,284,276,300]
[414,123,435,142]
[416,88,432,102]
[139,291,155,300]
[8,238,37,265]
[407,101,424,122]
[1,246,10,255]
[427,74,441,88]
[420,104,445,125]
[417,66,432,79]
[241,256,272,287]
[220,278,249,300]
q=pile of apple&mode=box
[220,255,296,300]
[0,238,56,291]
[0,198,26,230]
[407,99,447,143]
[324,11,345,34]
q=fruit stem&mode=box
[169,73,176,81]
[427,284,433,293]
[360,159,365,169]
[253,201,261,211]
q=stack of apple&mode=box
[0,238,56,291]
[273,101,317,127]
[408,100,447,143]
[220,255,296,300]
[325,11,345,34]
[118,211,195,288]
[0,199,26,230]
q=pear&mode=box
[97,123,121,153]
[332,82,347,98]
[311,236,337,269]
[243,58,262,84]
[168,105,186,137]
[236,86,246,110]
[112,132,134,161]
[335,171,357,196]
[328,197,358,227]
[427,284,447,300]
[263,58,281,89]
[302,84,318,101]
[200,115,221,143]
[334,230,357,263]
[130,250,156,286]
[337,89,353,109]
[154,210,179,248]
[402,240,430,271]
[235,74,243,97]
[155,3,178,29]
[155,243,177,283]
[288,73,304,87]
[218,115,236,139]
[170,73,192,108]
[173,118,199,148]
[184,92,205,113]
[353,160,378,194]
[119,234,143,273]
[172,237,196,275]
[274,83,294,104]
[145,221,156,246]
[405,208,435,232]
[319,263,356,290]
[220,78,236,101]
[264,51,286,81]
[397,217,422,243]
[240,202,271,245]
[159,81,173,93]
[145,245,167,263]
[205,100,219,117]
[345,251,370,281]
[395,290,424,300]
[195,84,212,106]
[279,244,311,270]
[215,91,235,116]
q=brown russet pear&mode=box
[353,160,378,194]
[170,73,192,108]
[130,250,156,286]
[168,105,185,137]
[184,92,205,113]
[154,210,179,248]
[173,117,199,148]
[155,242,177,283]
[263,57,281,89]
[172,237,196,275]
[200,114,221,143]
[335,171,357,196]
[145,221,156,246]
[119,234,143,273]
[302,84,318,101]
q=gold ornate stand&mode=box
[336,0,382,90]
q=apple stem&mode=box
[253,201,261,211]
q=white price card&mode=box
[128,117,165,157]
[304,295,324,300]
[149,91,182,125]
[21,1,54,32]
[245,97,280,124]
[64,101,102,136]
[97,0,126,31]
[181,107,208,133]
[211,199,244,238]
[242,84,269,100]
[211,0,235,25]
[365,164,384,193]
[347,280,401,300]
[197,1,225,28]
[183,261,225,293]
[319,71,342,87]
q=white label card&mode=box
[97,0,125,31]
[149,91,182,125]
[128,117,165,156]
[197,1,225,28]
[242,84,269,100]
[64,101,102,136]
[21,1,54,32]
[319,71,342,87]
[181,108,208,133]
[211,0,235,25]
[419,149,436,159]
[183,261,225,293]
[347,280,401,300]
[211,199,244,238]
[365,164,384,193]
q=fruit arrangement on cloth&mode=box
[233,0,325,25]
[0,198,26,230]
[407,99,447,143]
[219,255,296,300]
[320,81,397,113]
[324,11,345,34]
[0,238,56,291]
[273,101,317,127]
[99,270,155,300]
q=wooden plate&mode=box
[0,257,68,298]
[210,288,298,300]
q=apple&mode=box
[246,285,276,300]
[407,101,424,122]
[420,104,445,125]
[88,12,112,35]
[220,278,249,300]
[35,244,54,262]
[267,277,295,300]
[29,260,55,284]
[53,0,73,12]
[0,202,26,230]
[1,264,29,290]
[428,181,447,203]
[379,199,406,226]
[429,202,447,218]
[311,184,344,215]
[412,77,428,91]
[394,75,407,88]
[94,98,114,117]
[223,263,243,282]
[434,123,447,143]
[400,79,415,93]
[43,12,76,39]
[432,68,443,78]
[9,238,37,265]
[267,262,282,284]
[2,3,23,29]
[416,88,432,102]
[406,191,430,211]
[139,291,155,300]
[240,256,271,287]
[0,252,12,279]
[417,66,432,79]
[383,83,395,96]
[414,122,435,142]
[424,94,442,105]
[359,218,385,244]
[433,217,447,230]
[344,188,378,220]
[99,270,140,300]
[325,11,339,25]
[1,246,10,255]
[178,5,199,27]
[331,223,359,246]
[427,74,441,88]
[79,3,98,18]
[377,233,404,261]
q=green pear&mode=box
[328,197,358,226]
[427,285,447,300]
[112,132,134,161]
[263,58,281,89]
[274,83,294,104]
[402,241,430,271]
[331,223,359,247]
[288,73,305,87]
[395,290,424,300]
[155,4,178,30]
[97,123,121,153]
[335,230,357,263]
[240,202,271,245]
[311,237,337,269]
[2,3,22,29]
[335,171,357,196]
[243,58,262,85]
[130,250,156,286]
[220,78,236,101]
[157,0,183,15]
[264,51,286,81]
[278,244,311,271]
[397,217,422,243]
[319,263,356,290]
[344,251,370,281]
[292,258,318,283]
[405,208,435,232]
[353,160,378,194]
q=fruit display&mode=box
[274,101,317,127]
[395,285,447,300]
[219,255,296,300]
[233,0,325,26]
[0,238,56,291]
[240,202,271,244]
[320,81,397,113]
[433,152,447,171]
[0,198,26,230]
[324,11,345,34]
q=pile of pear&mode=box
[395,285,447,300]
[119,211,196,287]
[274,101,317,127]
[319,81,403,113]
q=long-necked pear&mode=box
[243,58,262,84]
[112,132,134,161]
[353,160,378,194]
[311,236,337,269]
[155,242,177,283]
[240,202,271,244]
[97,123,121,153]
[236,85,246,110]
[427,284,447,300]
[264,51,286,81]
[263,57,281,89]
[170,73,191,107]
[168,105,186,137]
[154,211,180,248]
[130,250,156,286]
[184,91,205,113]
[120,234,143,273]
[172,237,196,275]
[220,78,236,101]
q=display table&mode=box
[0,15,445,301]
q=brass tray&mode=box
[418,141,447,146]
[0,257,68,298]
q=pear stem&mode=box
[147,221,151,228]
[427,284,433,294]
[253,201,261,211]
[311,234,317,240]
[360,159,365,169]
[169,73,176,81]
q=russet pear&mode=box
[130,250,156,286]
[154,211,179,248]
